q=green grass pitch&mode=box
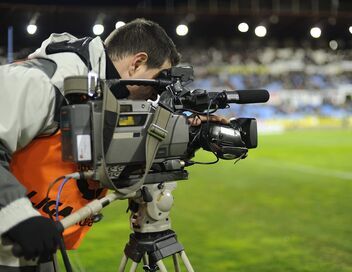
[63,128,352,271]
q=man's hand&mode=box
[2,216,61,260]
[187,115,230,126]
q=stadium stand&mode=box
[1,44,351,129]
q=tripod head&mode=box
[128,181,177,233]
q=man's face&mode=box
[127,59,171,101]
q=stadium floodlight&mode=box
[115,21,125,29]
[27,24,37,35]
[254,25,267,37]
[27,12,39,35]
[176,24,189,36]
[349,26,352,34]
[329,40,338,50]
[93,24,104,35]
[238,22,249,33]
[310,27,321,38]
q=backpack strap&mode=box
[46,37,93,70]
[17,37,94,132]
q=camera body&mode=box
[60,67,268,193]
[61,98,190,189]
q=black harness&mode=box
[15,37,94,126]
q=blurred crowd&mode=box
[180,46,352,119]
[1,45,352,120]
[182,46,352,90]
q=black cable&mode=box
[177,107,218,115]
[188,114,202,146]
[205,98,213,140]
[190,154,219,165]
[187,94,222,165]
[186,114,202,157]
[205,94,222,162]
[58,237,73,272]
[233,152,247,165]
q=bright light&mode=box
[329,40,338,50]
[349,26,352,34]
[176,24,188,36]
[238,22,249,33]
[310,27,321,38]
[93,24,104,35]
[254,25,267,37]
[115,21,125,29]
[27,24,37,35]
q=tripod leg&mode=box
[172,254,181,272]
[53,253,60,272]
[118,254,128,272]
[179,251,195,272]
[156,260,168,272]
[129,262,139,272]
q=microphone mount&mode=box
[174,89,270,112]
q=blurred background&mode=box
[1,0,352,129]
[1,0,351,271]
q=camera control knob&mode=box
[141,186,153,202]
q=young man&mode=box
[0,18,180,271]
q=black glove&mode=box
[2,216,61,260]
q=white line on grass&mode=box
[257,158,352,180]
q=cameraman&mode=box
[0,18,180,271]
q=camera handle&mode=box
[118,182,195,272]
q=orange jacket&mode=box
[10,131,106,249]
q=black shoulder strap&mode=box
[45,37,94,123]
[45,37,95,123]
[16,36,94,130]
[45,37,93,70]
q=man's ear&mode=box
[129,52,148,76]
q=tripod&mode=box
[117,182,195,272]
[57,178,195,272]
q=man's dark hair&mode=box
[105,18,180,67]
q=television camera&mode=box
[60,66,269,194]
[57,66,269,271]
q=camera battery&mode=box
[60,104,92,163]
